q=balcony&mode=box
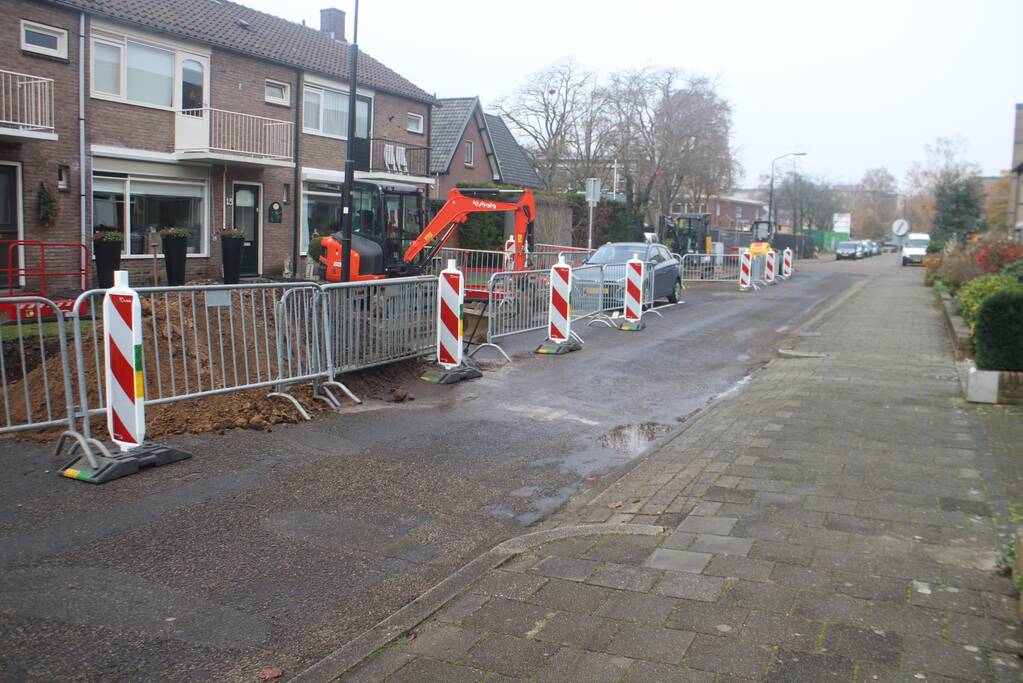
[0,69,56,141]
[353,137,429,178]
[174,108,294,166]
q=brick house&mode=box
[0,0,435,290]
[672,196,767,231]
[429,97,542,196]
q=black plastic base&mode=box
[420,364,484,385]
[535,338,582,355]
[619,319,646,332]
[60,442,193,484]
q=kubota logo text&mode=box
[471,200,498,209]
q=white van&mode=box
[901,233,930,266]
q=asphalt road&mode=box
[0,254,899,681]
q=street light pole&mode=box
[339,0,359,283]
[767,151,806,231]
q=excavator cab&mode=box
[674,213,711,255]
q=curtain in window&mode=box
[126,42,173,107]
[303,89,321,130]
[322,90,347,137]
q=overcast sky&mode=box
[245,0,1022,188]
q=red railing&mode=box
[2,240,88,296]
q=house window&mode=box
[735,206,742,219]
[93,174,207,256]
[21,20,68,59]
[463,140,474,167]
[406,112,424,134]
[301,181,378,254]
[265,79,290,106]
[302,85,370,139]
[90,29,207,110]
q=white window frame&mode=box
[302,84,372,140]
[265,79,290,106]
[406,112,424,135]
[21,20,68,59]
[91,172,210,258]
[89,25,209,112]
[299,182,342,255]
[463,140,474,167]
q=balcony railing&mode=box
[353,137,429,177]
[175,108,294,162]
[0,69,54,134]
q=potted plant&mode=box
[92,227,123,288]
[160,227,189,286]
[220,227,245,284]
[306,233,324,280]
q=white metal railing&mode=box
[0,69,54,133]
[176,108,294,161]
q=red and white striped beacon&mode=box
[536,255,582,354]
[739,251,753,291]
[764,249,777,284]
[104,270,145,451]
[782,248,793,279]
[620,254,646,331]
[503,238,516,271]
[436,259,464,369]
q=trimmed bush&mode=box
[956,274,1023,327]
[923,254,942,286]
[1001,258,1023,282]
[974,289,1023,371]
[976,241,1023,273]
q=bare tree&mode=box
[852,167,898,239]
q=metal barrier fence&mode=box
[570,265,604,321]
[750,254,767,285]
[680,253,743,282]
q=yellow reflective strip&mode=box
[135,371,145,399]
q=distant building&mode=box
[672,196,767,231]
[1011,103,1023,241]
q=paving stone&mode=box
[690,501,723,516]
[732,521,790,542]
[757,492,806,507]
[387,657,483,683]
[793,591,869,625]
[587,562,662,592]
[344,650,414,683]
[811,548,875,575]
[606,623,695,664]
[683,634,772,678]
[528,578,608,614]
[405,623,484,662]
[722,579,797,613]
[866,601,945,640]
[596,589,679,624]
[534,611,619,650]
[739,610,822,650]
[857,501,912,523]
[475,570,548,600]
[534,648,633,683]
[466,597,552,636]
[676,516,738,535]
[854,662,959,683]
[583,535,662,565]
[988,649,1023,682]
[874,557,945,584]
[661,530,697,550]
[644,548,712,574]
[667,600,748,637]
[769,563,833,589]
[462,633,559,678]
[530,555,602,582]
[771,508,825,527]
[911,583,986,615]
[689,534,753,556]
[764,649,853,682]
[901,635,990,680]
[804,496,859,515]
[836,572,908,603]
[655,572,726,602]
[749,540,814,566]
[823,513,885,536]
[437,593,490,625]
[703,487,755,504]
[501,552,540,573]
[945,611,1021,651]
[536,537,599,557]
[821,622,902,665]
[704,554,774,581]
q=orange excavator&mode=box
[319,186,536,282]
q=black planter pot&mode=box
[162,235,188,286]
[221,238,244,284]
[93,240,122,288]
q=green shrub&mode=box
[956,274,1023,327]
[974,289,1023,371]
[1000,258,1023,282]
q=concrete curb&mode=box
[291,524,665,683]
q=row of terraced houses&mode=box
[0,0,542,287]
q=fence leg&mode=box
[267,388,312,421]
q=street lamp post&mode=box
[339,0,360,283]
[767,151,806,231]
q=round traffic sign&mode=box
[892,219,909,236]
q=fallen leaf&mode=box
[258,668,284,681]
[607,501,624,510]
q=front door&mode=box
[0,164,20,291]
[233,183,260,277]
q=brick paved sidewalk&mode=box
[339,268,1021,682]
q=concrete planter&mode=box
[966,367,1023,405]
[936,291,972,360]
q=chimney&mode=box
[320,8,345,41]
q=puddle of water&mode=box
[598,422,672,456]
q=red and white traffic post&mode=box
[104,270,145,451]
[422,259,482,383]
[739,251,753,291]
[782,248,793,279]
[764,249,777,284]
[620,254,646,331]
[537,255,581,354]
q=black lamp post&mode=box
[339,0,359,283]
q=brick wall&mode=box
[435,108,494,196]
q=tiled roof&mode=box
[52,0,433,103]
[485,114,543,189]
[428,97,477,174]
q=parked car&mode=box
[578,242,683,305]
[835,241,864,260]
[901,233,930,266]
[868,240,880,256]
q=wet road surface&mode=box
[0,256,890,681]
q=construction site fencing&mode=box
[595,262,655,312]
[570,265,604,321]
[750,254,767,284]
[680,253,743,282]
[321,276,437,375]
[483,269,551,343]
